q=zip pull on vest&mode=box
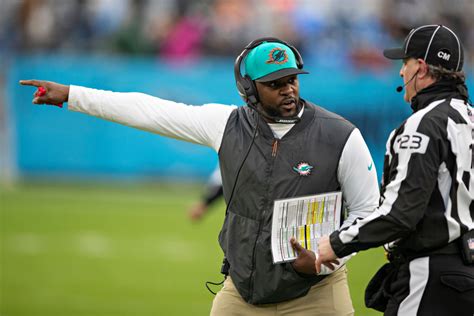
[272,139,279,157]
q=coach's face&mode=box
[255,75,300,119]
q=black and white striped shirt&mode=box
[331,80,473,258]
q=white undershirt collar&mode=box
[267,106,304,139]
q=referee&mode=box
[317,25,474,315]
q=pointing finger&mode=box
[19,80,43,87]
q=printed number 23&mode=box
[398,135,422,149]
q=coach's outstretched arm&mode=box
[19,79,235,152]
[20,80,69,106]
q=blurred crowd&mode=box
[1,0,473,70]
[0,0,473,185]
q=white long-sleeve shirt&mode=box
[68,85,380,273]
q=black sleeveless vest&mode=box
[218,101,355,304]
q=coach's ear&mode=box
[20,80,69,107]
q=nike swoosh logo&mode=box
[368,162,373,171]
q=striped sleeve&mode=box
[330,100,445,257]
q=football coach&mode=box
[21,37,380,315]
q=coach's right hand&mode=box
[20,80,69,107]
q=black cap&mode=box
[383,25,464,71]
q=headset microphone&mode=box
[396,70,419,92]
[248,100,301,124]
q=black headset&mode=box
[234,37,305,124]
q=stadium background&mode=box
[1,0,473,315]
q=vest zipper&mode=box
[272,139,279,157]
[249,138,279,302]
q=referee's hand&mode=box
[315,236,339,274]
[20,80,69,107]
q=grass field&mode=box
[1,182,384,315]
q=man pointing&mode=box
[22,38,379,315]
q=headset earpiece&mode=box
[242,75,258,105]
[236,73,256,104]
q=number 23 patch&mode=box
[394,132,430,154]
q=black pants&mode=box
[385,254,474,316]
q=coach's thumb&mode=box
[290,237,304,253]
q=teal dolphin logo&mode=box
[266,48,289,65]
[293,162,313,176]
